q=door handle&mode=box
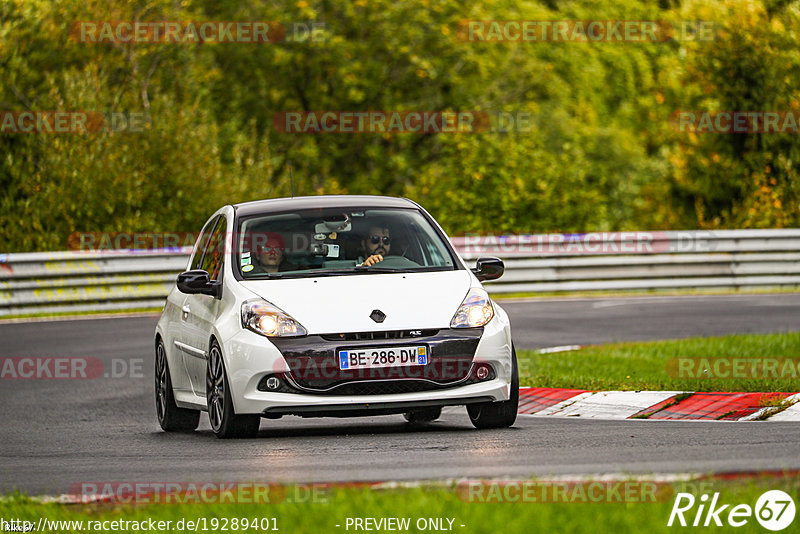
[181,305,191,319]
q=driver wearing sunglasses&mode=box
[360,225,392,267]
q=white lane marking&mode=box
[766,393,800,421]
[533,392,596,416]
[536,345,582,354]
[738,407,774,421]
[531,391,684,419]
[538,473,697,483]
[592,301,630,308]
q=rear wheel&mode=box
[467,347,519,429]
[207,341,260,439]
[403,407,442,424]
[155,339,200,432]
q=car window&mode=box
[236,207,456,279]
[189,215,220,271]
[201,216,227,281]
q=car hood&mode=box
[240,270,473,334]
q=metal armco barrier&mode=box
[1,229,799,316]
[0,249,191,316]
[452,229,800,294]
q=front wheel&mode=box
[155,339,200,432]
[207,341,261,439]
[467,347,519,429]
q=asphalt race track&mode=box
[1,294,799,495]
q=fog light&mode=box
[476,365,490,380]
[265,376,281,390]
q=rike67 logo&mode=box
[668,490,796,531]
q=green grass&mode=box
[1,478,797,534]
[518,332,800,392]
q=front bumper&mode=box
[262,393,498,418]
[270,328,484,393]
[222,312,513,415]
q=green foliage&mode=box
[1,0,799,252]
[660,0,800,228]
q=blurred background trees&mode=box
[1,0,798,251]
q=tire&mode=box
[467,347,519,429]
[403,407,442,424]
[155,339,200,432]
[207,341,260,439]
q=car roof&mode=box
[232,195,419,217]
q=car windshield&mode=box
[236,207,457,279]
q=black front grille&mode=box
[306,380,445,396]
[320,330,438,341]
[282,363,495,396]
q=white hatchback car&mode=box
[155,196,518,438]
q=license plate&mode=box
[338,346,428,370]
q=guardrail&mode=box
[452,229,800,294]
[1,229,799,316]
[0,249,190,316]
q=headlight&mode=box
[450,287,494,328]
[241,299,307,337]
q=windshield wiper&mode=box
[353,266,414,273]
[305,268,360,276]
[267,269,361,278]
[242,272,285,279]
[248,267,413,279]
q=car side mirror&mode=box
[177,270,221,298]
[471,257,504,282]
